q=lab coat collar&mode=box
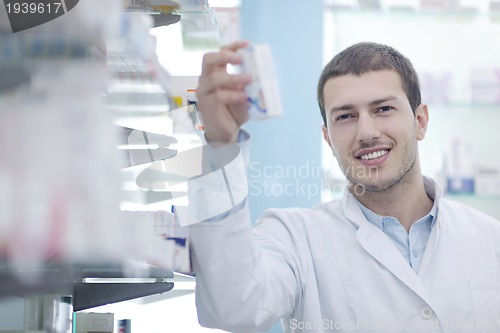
[341,176,443,230]
[340,176,443,305]
[418,177,445,280]
[423,176,443,205]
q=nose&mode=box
[355,113,380,143]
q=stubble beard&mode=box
[342,140,418,194]
[347,156,416,193]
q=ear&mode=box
[322,125,332,148]
[415,103,429,141]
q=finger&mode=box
[201,50,242,75]
[201,41,250,74]
[220,40,250,52]
[211,89,248,106]
[197,72,251,95]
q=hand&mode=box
[196,41,252,144]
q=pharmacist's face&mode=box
[321,70,428,192]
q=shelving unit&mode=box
[0,0,221,331]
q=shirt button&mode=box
[412,249,419,257]
[420,306,434,320]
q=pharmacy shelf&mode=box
[0,262,175,298]
[325,3,500,18]
[0,262,75,297]
[0,3,217,330]
[445,193,500,199]
[128,0,211,14]
[74,280,174,312]
[444,194,500,220]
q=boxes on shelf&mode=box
[75,312,114,333]
[475,165,500,195]
[118,319,132,333]
[444,138,475,194]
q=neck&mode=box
[351,167,433,232]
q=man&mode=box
[184,41,500,332]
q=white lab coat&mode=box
[187,144,500,333]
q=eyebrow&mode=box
[328,96,399,113]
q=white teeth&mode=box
[360,150,388,160]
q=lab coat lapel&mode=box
[417,177,444,280]
[342,191,432,305]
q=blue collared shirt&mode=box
[356,198,437,273]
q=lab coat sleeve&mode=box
[187,133,303,332]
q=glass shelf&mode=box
[428,103,500,110]
[0,261,175,297]
[326,4,500,19]
[444,193,500,220]
[128,0,211,14]
[445,193,500,200]
[173,0,211,13]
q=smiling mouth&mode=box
[359,149,390,161]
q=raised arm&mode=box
[196,40,252,144]
[187,42,302,332]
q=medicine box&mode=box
[238,44,283,120]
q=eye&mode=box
[335,113,353,121]
[377,106,393,113]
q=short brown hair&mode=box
[317,42,421,126]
